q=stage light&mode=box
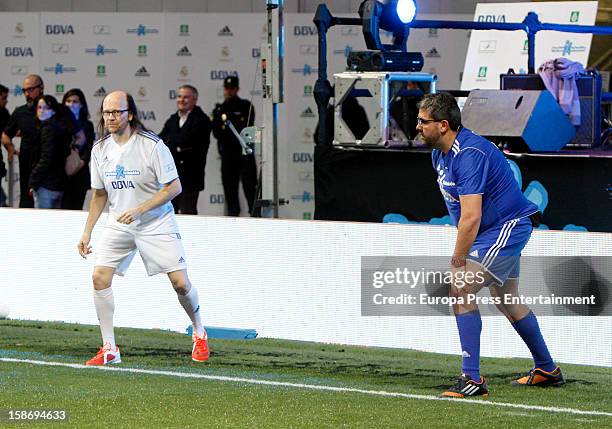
[396,0,416,24]
[353,0,422,71]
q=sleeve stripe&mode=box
[93,134,111,148]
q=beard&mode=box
[419,132,439,149]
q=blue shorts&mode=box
[467,217,532,285]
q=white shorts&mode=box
[95,227,187,276]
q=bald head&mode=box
[22,74,43,103]
[103,90,128,111]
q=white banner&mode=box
[461,2,598,90]
[2,12,479,218]
[0,209,610,367]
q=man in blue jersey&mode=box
[416,93,564,398]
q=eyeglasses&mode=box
[102,109,129,119]
[416,117,440,125]
[23,85,42,93]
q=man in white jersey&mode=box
[77,90,209,365]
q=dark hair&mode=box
[38,94,75,133]
[178,85,198,97]
[0,84,8,95]
[62,88,90,121]
[97,92,148,138]
[417,92,462,131]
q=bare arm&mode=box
[452,194,482,266]
[78,188,108,258]
[1,132,16,159]
[116,178,182,224]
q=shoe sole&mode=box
[192,357,209,362]
[85,357,122,366]
[440,393,489,399]
[511,380,565,387]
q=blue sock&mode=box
[455,310,482,381]
[512,311,555,372]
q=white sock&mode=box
[93,288,116,349]
[178,286,205,337]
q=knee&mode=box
[171,277,191,296]
[92,271,111,291]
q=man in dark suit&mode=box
[159,85,211,214]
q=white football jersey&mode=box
[91,129,179,235]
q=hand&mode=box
[116,207,144,225]
[450,256,467,269]
[78,232,92,259]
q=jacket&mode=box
[29,117,72,191]
[159,105,211,191]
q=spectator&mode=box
[62,88,95,210]
[212,76,257,217]
[1,75,85,208]
[0,84,9,206]
[1,75,44,207]
[29,95,74,209]
[159,85,211,214]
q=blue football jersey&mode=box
[431,127,538,234]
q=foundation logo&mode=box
[551,40,586,57]
[127,25,159,36]
[85,45,118,55]
[106,165,140,189]
[290,191,313,202]
[291,64,317,76]
[333,45,353,58]
[44,63,77,74]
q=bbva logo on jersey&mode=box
[112,180,135,189]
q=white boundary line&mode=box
[1,357,611,418]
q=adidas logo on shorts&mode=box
[179,256,186,264]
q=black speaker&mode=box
[461,89,576,152]
[500,71,602,148]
